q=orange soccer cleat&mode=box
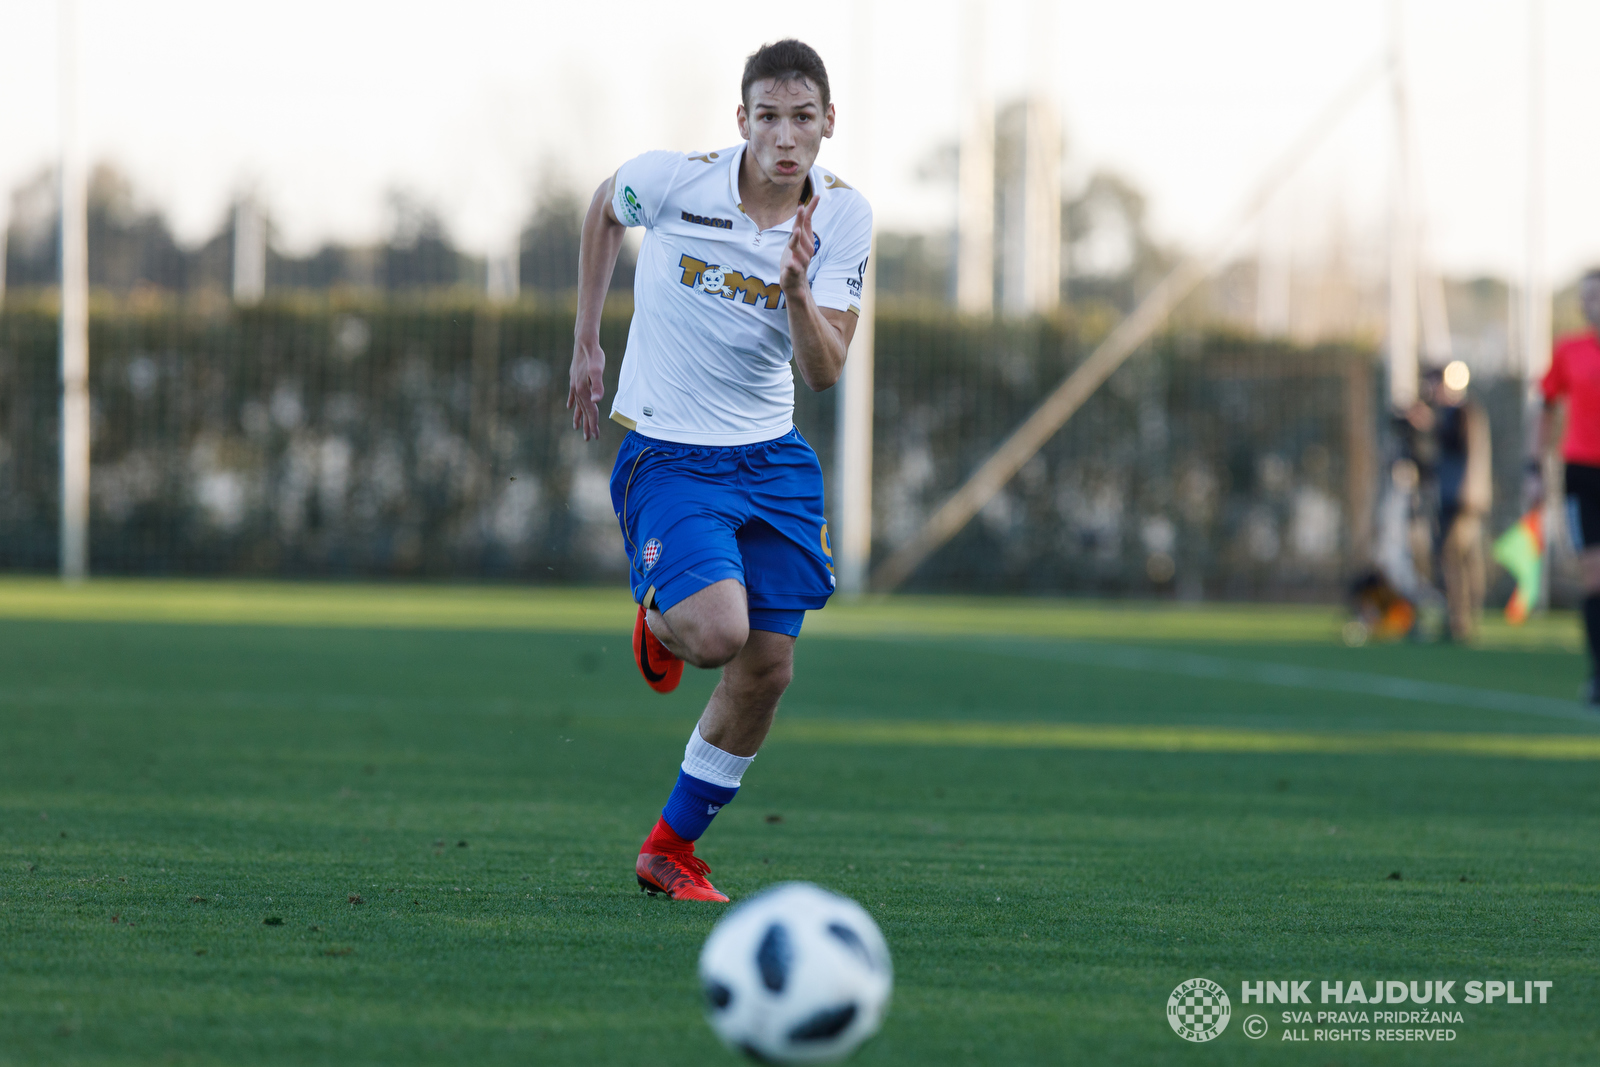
[633,603,684,693]
[636,817,729,902]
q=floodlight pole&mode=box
[59,0,89,582]
[1525,0,1553,609]
[1386,0,1418,410]
[834,0,876,597]
[1523,0,1550,389]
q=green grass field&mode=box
[1,580,1597,1065]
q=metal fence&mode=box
[0,301,1536,602]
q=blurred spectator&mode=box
[1421,363,1492,641]
[1387,362,1491,642]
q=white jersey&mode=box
[607,144,873,446]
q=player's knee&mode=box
[754,655,793,699]
[685,620,749,669]
[739,646,793,701]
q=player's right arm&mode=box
[568,175,627,441]
[568,151,682,440]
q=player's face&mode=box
[736,77,835,188]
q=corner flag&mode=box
[1492,509,1544,625]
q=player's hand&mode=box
[779,193,821,295]
[567,338,606,441]
[1523,464,1545,512]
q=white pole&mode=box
[835,0,876,597]
[1417,260,1454,363]
[1527,0,1554,610]
[955,0,994,316]
[1524,0,1550,389]
[1255,199,1292,337]
[486,240,519,303]
[0,196,9,303]
[232,199,265,303]
[837,246,875,596]
[232,199,266,304]
[59,0,89,582]
[1023,0,1061,313]
[1387,0,1418,410]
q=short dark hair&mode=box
[741,39,831,111]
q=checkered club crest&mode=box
[641,538,662,572]
[1167,978,1230,1042]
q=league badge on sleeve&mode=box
[618,186,644,226]
[641,538,663,573]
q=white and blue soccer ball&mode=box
[699,882,893,1064]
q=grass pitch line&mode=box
[0,578,1579,650]
[778,719,1600,760]
[968,638,1598,724]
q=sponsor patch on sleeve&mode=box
[617,185,644,227]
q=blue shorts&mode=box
[609,427,836,637]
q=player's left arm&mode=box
[1527,345,1566,507]
[779,195,856,392]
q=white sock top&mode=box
[681,725,755,789]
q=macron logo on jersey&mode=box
[681,210,733,230]
[679,254,783,310]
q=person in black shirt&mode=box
[1415,362,1492,641]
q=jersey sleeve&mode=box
[810,195,874,314]
[1542,340,1569,402]
[610,151,682,229]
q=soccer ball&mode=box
[699,882,892,1064]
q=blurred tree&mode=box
[3,164,190,294]
[874,232,954,305]
[1063,170,1173,313]
[269,243,350,290]
[86,164,188,292]
[519,183,634,294]
[381,189,472,291]
[4,167,58,289]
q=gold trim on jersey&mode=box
[611,411,638,430]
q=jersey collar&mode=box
[728,143,816,232]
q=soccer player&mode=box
[566,40,872,900]
[1529,269,1600,703]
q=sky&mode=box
[2,0,1597,281]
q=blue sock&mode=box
[662,770,739,841]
